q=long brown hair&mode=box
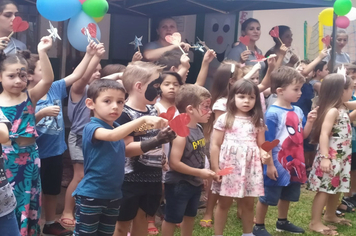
[204,61,243,140]
[311,74,352,144]
[225,79,264,130]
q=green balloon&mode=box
[334,0,352,16]
[82,0,109,18]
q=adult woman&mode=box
[0,0,26,55]
[265,25,299,68]
[226,18,265,74]
[143,18,190,62]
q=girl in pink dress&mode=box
[210,79,270,236]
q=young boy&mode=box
[0,110,20,236]
[161,84,216,236]
[72,79,167,236]
[115,61,176,236]
[253,66,317,236]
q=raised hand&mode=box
[132,51,143,62]
[0,37,9,51]
[95,43,105,58]
[180,53,190,69]
[240,50,251,63]
[38,36,53,52]
[203,49,217,63]
[307,106,319,123]
[86,41,97,56]
[180,42,191,52]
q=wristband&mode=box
[320,154,330,159]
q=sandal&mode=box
[199,219,212,228]
[337,203,355,213]
[59,217,76,227]
[324,218,352,226]
[147,221,159,235]
[310,229,338,235]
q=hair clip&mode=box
[337,64,347,83]
[231,63,235,74]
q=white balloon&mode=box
[346,7,356,21]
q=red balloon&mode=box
[336,16,350,28]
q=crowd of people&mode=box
[0,1,356,236]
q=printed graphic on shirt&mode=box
[36,99,63,135]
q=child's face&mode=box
[318,65,329,78]
[88,64,102,85]
[343,85,353,102]
[243,22,261,42]
[281,29,293,47]
[90,88,125,125]
[0,62,28,94]
[249,71,259,85]
[192,98,212,124]
[235,93,256,114]
[160,75,180,101]
[143,72,162,104]
[336,34,348,50]
[28,61,42,85]
[280,81,303,103]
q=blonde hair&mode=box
[122,61,164,93]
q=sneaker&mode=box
[276,220,305,234]
[346,196,356,207]
[253,225,271,236]
[42,222,73,236]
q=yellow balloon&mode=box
[93,16,104,23]
[319,8,334,26]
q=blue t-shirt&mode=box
[73,117,125,199]
[35,79,67,159]
[292,82,314,118]
[264,105,307,187]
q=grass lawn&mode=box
[156,187,356,236]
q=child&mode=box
[114,61,176,236]
[156,50,190,83]
[161,84,217,236]
[308,74,353,235]
[0,109,20,236]
[0,36,53,235]
[210,79,269,236]
[72,79,167,236]
[310,61,329,104]
[323,30,350,65]
[242,65,266,113]
[60,43,105,227]
[25,41,97,235]
[253,66,317,236]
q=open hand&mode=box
[203,49,217,63]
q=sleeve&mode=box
[116,112,134,136]
[265,111,278,142]
[212,99,226,112]
[296,107,307,127]
[50,80,67,100]
[226,45,243,62]
[213,114,226,131]
[0,110,11,131]
[83,122,103,145]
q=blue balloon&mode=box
[67,11,101,52]
[37,0,82,22]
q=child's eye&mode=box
[117,101,124,105]
[104,100,110,103]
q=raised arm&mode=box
[29,36,54,104]
[195,49,216,87]
[258,57,277,93]
[301,49,328,77]
[70,43,105,101]
[177,53,190,83]
[143,42,190,61]
[64,41,96,87]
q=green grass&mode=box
[156,188,356,236]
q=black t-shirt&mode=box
[116,105,163,183]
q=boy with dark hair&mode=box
[162,84,216,236]
[253,66,317,236]
[72,79,168,236]
[115,61,176,236]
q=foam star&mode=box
[47,21,61,42]
[192,43,204,53]
[129,35,143,50]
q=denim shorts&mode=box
[164,181,202,224]
[0,211,20,236]
[259,183,301,206]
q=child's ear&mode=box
[170,66,178,72]
[27,74,33,82]
[276,87,283,95]
[186,105,194,114]
[134,81,143,92]
[85,98,95,110]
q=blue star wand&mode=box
[130,35,143,53]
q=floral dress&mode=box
[0,92,41,236]
[211,114,264,198]
[307,108,351,194]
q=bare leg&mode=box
[277,199,290,219]
[240,197,255,234]
[114,220,132,236]
[236,198,242,219]
[255,200,268,225]
[309,192,331,231]
[131,208,149,236]
[61,163,84,224]
[147,215,158,235]
[200,179,218,227]
[213,196,233,235]
[181,216,195,236]
[161,220,176,236]
[43,194,57,222]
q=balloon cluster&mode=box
[36,0,108,51]
[319,0,355,29]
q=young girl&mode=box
[323,30,350,65]
[242,65,266,113]
[307,74,353,235]
[26,41,97,235]
[210,79,269,236]
[0,36,53,235]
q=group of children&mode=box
[0,17,356,236]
